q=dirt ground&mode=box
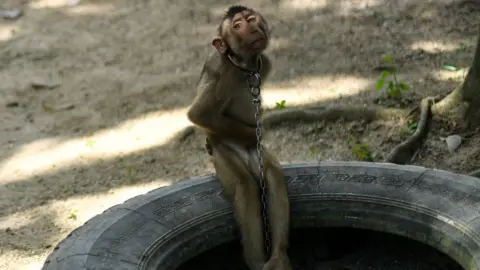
[0,0,479,269]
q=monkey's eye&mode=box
[233,23,241,29]
[247,16,256,22]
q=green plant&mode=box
[309,146,317,159]
[310,124,323,134]
[126,166,134,175]
[274,100,287,110]
[352,143,374,162]
[68,209,79,220]
[376,55,409,98]
[86,139,96,148]
[399,119,418,135]
[407,120,417,132]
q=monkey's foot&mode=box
[262,253,292,270]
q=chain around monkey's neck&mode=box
[227,53,262,74]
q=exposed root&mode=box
[178,98,480,176]
[175,105,410,143]
[384,97,436,165]
[431,86,469,129]
[261,106,409,129]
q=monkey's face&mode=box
[229,10,269,54]
[211,8,270,58]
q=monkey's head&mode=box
[212,5,270,59]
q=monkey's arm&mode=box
[187,86,256,143]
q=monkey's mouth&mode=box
[250,35,266,44]
[251,38,266,47]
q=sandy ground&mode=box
[0,0,479,269]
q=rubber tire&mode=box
[41,161,480,270]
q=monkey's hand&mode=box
[188,108,258,145]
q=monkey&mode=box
[187,5,292,270]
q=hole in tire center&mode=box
[177,227,463,270]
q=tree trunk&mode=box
[432,33,480,128]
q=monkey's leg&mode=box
[261,150,292,270]
[212,145,266,270]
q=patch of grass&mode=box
[399,119,418,135]
[68,209,79,220]
[274,100,287,110]
[86,139,96,148]
[42,103,54,112]
[309,146,317,159]
[352,143,374,162]
[376,55,409,98]
[407,120,417,132]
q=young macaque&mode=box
[187,5,292,270]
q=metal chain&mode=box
[248,72,271,258]
[224,54,271,257]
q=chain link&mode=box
[249,72,271,258]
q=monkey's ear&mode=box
[212,36,227,54]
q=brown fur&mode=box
[187,6,292,270]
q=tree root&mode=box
[261,105,409,129]
[177,98,480,178]
[384,97,436,165]
[175,105,410,143]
